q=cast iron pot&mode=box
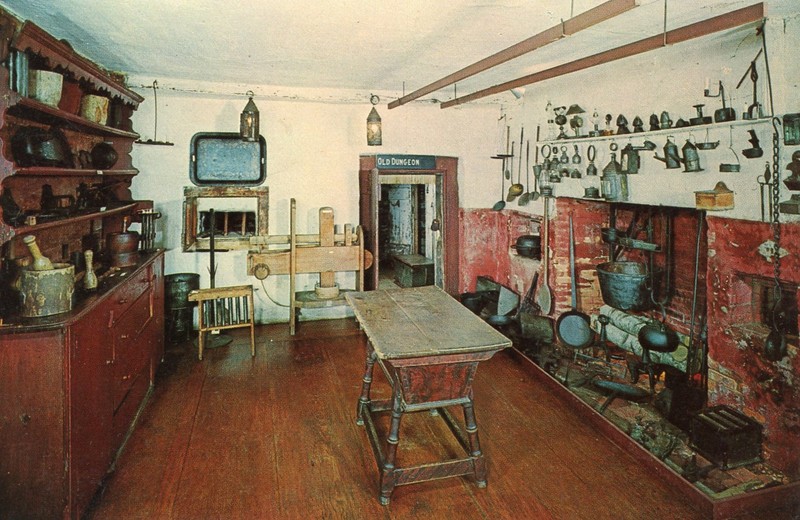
[596,261,657,311]
[11,126,72,168]
[90,141,118,169]
[515,235,541,259]
[460,292,485,314]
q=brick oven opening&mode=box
[182,186,268,251]
[198,210,256,238]
[734,274,798,336]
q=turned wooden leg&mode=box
[356,348,377,425]
[379,388,403,505]
[462,397,486,487]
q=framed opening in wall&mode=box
[183,186,268,251]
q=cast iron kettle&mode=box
[638,311,680,353]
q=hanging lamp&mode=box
[367,94,382,146]
[240,90,260,141]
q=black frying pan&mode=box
[556,214,594,348]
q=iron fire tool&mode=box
[736,48,765,120]
[202,208,233,349]
[757,162,773,222]
[704,80,736,122]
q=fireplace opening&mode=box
[753,278,798,335]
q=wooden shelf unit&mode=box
[0,11,144,247]
[0,12,162,519]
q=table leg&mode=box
[379,387,404,505]
[356,347,377,425]
[462,397,487,487]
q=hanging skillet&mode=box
[556,214,594,349]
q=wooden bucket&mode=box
[19,263,75,317]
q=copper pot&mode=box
[107,231,139,254]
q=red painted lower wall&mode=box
[458,208,540,296]
[706,217,800,477]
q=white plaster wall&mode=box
[128,5,800,324]
[508,10,800,222]
[129,89,499,323]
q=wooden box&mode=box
[690,405,762,469]
[695,182,734,211]
[394,254,434,288]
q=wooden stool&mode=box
[187,285,256,360]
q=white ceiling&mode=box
[1,0,794,105]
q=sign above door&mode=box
[376,154,436,170]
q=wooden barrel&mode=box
[19,263,75,317]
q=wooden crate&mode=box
[394,254,434,288]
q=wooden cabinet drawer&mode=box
[113,288,153,412]
[107,263,153,327]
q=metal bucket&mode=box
[165,273,199,343]
[596,261,656,311]
[19,263,74,317]
[165,273,199,310]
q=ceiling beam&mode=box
[440,2,765,109]
[387,0,640,110]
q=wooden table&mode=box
[345,286,511,505]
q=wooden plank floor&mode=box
[87,319,707,520]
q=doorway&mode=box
[378,180,437,289]
[359,155,460,295]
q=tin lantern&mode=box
[367,94,382,146]
[601,144,628,201]
[240,90,259,142]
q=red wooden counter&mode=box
[0,250,164,519]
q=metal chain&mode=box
[771,117,782,304]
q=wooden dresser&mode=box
[0,251,164,519]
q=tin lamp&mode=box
[240,90,259,141]
[367,94,382,146]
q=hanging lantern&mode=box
[240,90,259,141]
[367,94,382,146]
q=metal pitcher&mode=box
[653,136,681,169]
[680,139,703,172]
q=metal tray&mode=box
[190,132,266,186]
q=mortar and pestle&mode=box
[19,235,75,317]
[107,216,140,267]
